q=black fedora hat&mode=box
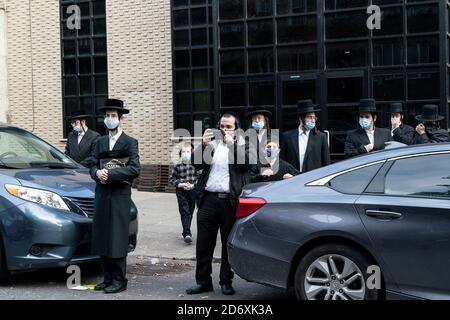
[415,104,444,122]
[245,106,272,120]
[66,110,91,121]
[294,100,321,116]
[98,99,130,114]
[389,102,406,114]
[354,98,381,114]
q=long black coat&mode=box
[89,133,140,258]
[344,128,392,158]
[280,129,331,172]
[411,127,450,145]
[65,129,100,168]
[392,124,415,145]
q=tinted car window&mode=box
[328,163,383,194]
[385,154,450,199]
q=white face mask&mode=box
[104,118,120,130]
[72,125,82,133]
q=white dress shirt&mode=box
[77,131,85,145]
[205,141,230,193]
[365,129,375,146]
[298,127,310,173]
[109,130,123,151]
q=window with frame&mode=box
[60,0,108,137]
[385,154,450,199]
[172,0,215,134]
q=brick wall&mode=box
[6,0,65,151]
[106,0,174,166]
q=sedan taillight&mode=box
[236,197,266,219]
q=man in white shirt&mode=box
[281,100,330,173]
[344,99,392,158]
[186,112,254,296]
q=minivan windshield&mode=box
[0,127,78,169]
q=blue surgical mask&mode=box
[252,120,265,131]
[305,121,316,131]
[104,118,120,130]
[181,152,191,163]
[359,117,372,130]
[72,125,81,133]
[266,148,279,159]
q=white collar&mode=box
[298,127,310,136]
[109,129,123,141]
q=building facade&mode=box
[2,0,450,189]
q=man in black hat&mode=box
[412,104,449,145]
[89,99,140,294]
[245,106,273,163]
[65,110,100,168]
[280,100,330,173]
[345,99,392,158]
[389,102,414,145]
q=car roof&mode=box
[297,142,450,183]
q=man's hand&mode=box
[364,144,374,152]
[183,183,192,191]
[261,169,274,177]
[391,117,401,129]
[178,182,187,189]
[202,129,215,146]
[96,169,108,184]
[283,174,293,180]
[416,124,426,135]
[223,132,235,145]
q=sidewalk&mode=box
[130,191,221,260]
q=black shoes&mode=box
[184,235,192,244]
[186,284,214,295]
[103,282,127,294]
[94,282,112,291]
[221,283,235,296]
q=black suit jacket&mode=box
[249,159,299,183]
[65,129,100,168]
[89,132,141,258]
[192,141,254,208]
[344,128,392,158]
[280,129,331,172]
[392,124,415,145]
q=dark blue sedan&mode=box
[229,143,450,300]
[0,124,138,282]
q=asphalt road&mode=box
[0,256,295,300]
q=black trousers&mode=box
[195,192,236,286]
[176,189,196,237]
[101,256,127,286]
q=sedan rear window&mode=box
[385,153,450,199]
[328,163,383,194]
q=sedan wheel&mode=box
[295,244,380,300]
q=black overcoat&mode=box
[65,129,100,168]
[89,133,140,258]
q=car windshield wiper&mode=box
[29,162,77,169]
[0,164,23,169]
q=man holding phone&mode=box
[186,112,253,296]
[412,105,449,144]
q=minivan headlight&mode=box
[5,184,70,211]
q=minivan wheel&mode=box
[0,237,10,284]
[294,244,379,300]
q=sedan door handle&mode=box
[365,210,402,220]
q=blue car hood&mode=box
[1,168,95,198]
